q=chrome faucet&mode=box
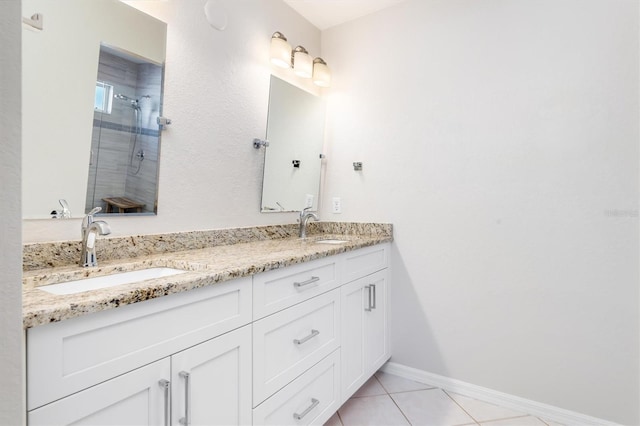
[299,207,319,238]
[80,207,111,267]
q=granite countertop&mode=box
[23,232,392,329]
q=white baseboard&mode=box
[380,362,620,426]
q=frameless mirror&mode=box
[22,0,167,219]
[260,76,326,213]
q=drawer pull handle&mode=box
[158,379,170,426]
[293,329,320,345]
[294,276,320,288]
[179,371,191,425]
[365,285,373,311]
[293,398,320,420]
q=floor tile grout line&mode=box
[387,392,415,426]
[373,373,391,394]
[443,389,481,425]
[375,372,437,395]
[378,374,414,425]
[350,393,389,398]
[386,386,438,395]
[442,388,547,425]
[538,416,552,426]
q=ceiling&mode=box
[283,0,408,30]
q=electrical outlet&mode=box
[305,194,314,208]
[332,197,342,214]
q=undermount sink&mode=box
[39,267,187,295]
[314,239,349,245]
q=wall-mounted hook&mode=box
[292,160,301,168]
[253,138,269,149]
[353,162,363,171]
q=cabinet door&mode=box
[28,358,171,426]
[340,269,389,403]
[340,278,366,401]
[171,324,252,426]
[364,270,389,373]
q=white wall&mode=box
[23,0,321,242]
[0,1,24,423]
[320,0,639,424]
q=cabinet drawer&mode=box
[343,243,389,284]
[253,256,339,319]
[253,350,341,426]
[253,289,340,405]
[27,277,252,410]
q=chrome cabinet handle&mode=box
[293,329,320,345]
[371,283,377,309]
[293,398,320,420]
[179,371,191,425]
[365,285,372,311]
[158,379,170,426]
[294,276,320,288]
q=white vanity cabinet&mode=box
[27,277,253,426]
[29,326,252,426]
[251,243,390,425]
[26,242,391,426]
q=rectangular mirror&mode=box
[22,0,167,219]
[260,76,326,213]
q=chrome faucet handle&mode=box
[82,207,103,232]
[88,206,102,216]
[300,206,313,219]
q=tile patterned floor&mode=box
[325,371,564,426]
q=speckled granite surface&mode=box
[23,223,392,329]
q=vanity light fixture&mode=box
[269,31,331,87]
[313,58,331,88]
[292,46,313,78]
[270,32,292,69]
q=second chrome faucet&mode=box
[299,206,319,238]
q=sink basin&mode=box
[39,267,187,295]
[314,239,349,245]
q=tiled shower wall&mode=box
[85,50,162,214]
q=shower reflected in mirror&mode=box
[86,44,163,215]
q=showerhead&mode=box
[114,93,133,101]
[114,93,140,109]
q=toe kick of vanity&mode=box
[26,242,391,426]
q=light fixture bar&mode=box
[269,32,331,88]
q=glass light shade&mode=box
[312,58,331,87]
[270,34,292,69]
[293,48,313,78]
